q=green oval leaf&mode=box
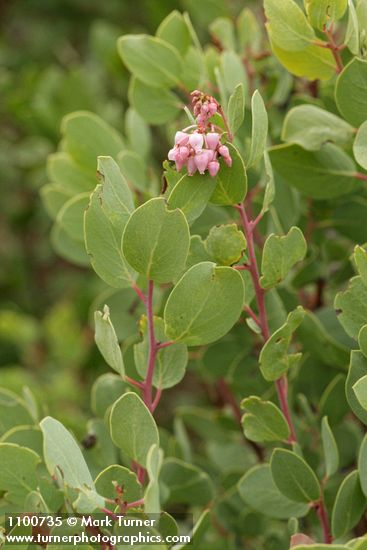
[51,224,90,267]
[40,416,104,511]
[95,465,142,506]
[354,121,367,171]
[359,325,367,358]
[47,152,95,193]
[205,223,247,266]
[331,470,365,539]
[321,416,339,478]
[109,392,159,467]
[260,226,307,289]
[227,83,245,135]
[306,0,347,30]
[84,186,136,288]
[335,276,367,339]
[61,111,124,171]
[238,464,309,519]
[269,143,358,200]
[336,58,367,127]
[41,184,72,220]
[246,90,268,168]
[359,433,367,497]
[270,40,336,81]
[210,143,247,205]
[259,306,305,381]
[241,396,290,442]
[282,105,355,151]
[156,11,191,56]
[270,448,321,503]
[122,197,190,284]
[144,444,164,514]
[160,458,213,506]
[118,35,183,88]
[353,375,367,411]
[56,193,90,242]
[129,78,182,125]
[355,245,367,286]
[164,262,245,346]
[264,0,316,51]
[94,305,124,376]
[117,150,147,192]
[91,373,126,419]
[0,443,40,506]
[167,172,217,226]
[97,156,134,233]
[346,351,367,425]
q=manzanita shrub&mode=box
[4,1,367,548]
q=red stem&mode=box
[137,465,146,485]
[127,280,163,483]
[234,263,250,271]
[143,280,156,411]
[237,204,269,339]
[316,500,332,544]
[323,26,343,74]
[355,172,367,182]
[236,202,296,443]
[151,388,162,412]
[124,376,144,389]
[126,498,145,510]
[132,282,146,304]
[275,376,296,444]
[156,340,175,350]
[237,200,332,541]
[243,305,261,328]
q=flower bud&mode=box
[208,101,218,115]
[175,153,186,171]
[193,102,202,116]
[196,114,207,126]
[205,149,215,162]
[179,146,189,160]
[194,150,210,174]
[224,155,232,167]
[218,145,230,158]
[208,160,220,177]
[189,133,204,151]
[187,157,197,176]
[205,132,220,150]
[168,148,178,161]
[175,131,189,146]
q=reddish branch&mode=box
[316,500,332,544]
[235,201,333,543]
[236,201,297,443]
[313,24,344,74]
[122,278,173,490]
[323,26,344,74]
[355,172,367,182]
[143,280,157,410]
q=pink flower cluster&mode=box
[168,131,232,177]
[167,90,232,178]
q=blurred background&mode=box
[0,0,249,427]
